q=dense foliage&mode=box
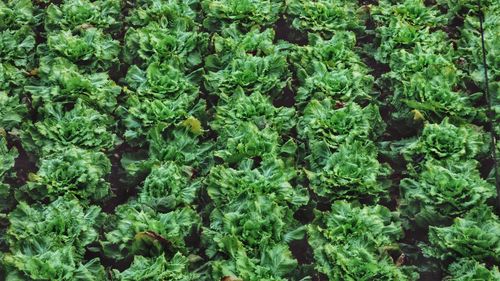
[0,0,498,280]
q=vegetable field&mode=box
[1,0,500,280]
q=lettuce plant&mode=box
[0,0,37,29]
[291,32,374,104]
[308,201,417,280]
[25,58,121,114]
[144,125,213,171]
[296,62,374,104]
[0,11,36,95]
[307,141,392,202]
[126,0,199,29]
[120,63,204,140]
[207,158,308,209]
[299,100,385,151]
[18,147,111,203]
[202,0,283,31]
[212,91,296,135]
[0,63,28,95]
[291,32,367,77]
[214,123,283,163]
[2,197,105,281]
[125,63,199,98]
[42,28,120,72]
[118,126,212,179]
[0,136,16,180]
[300,100,389,203]
[444,258,500,281]
[0,92,27,131]
[204,157,306,279]
[381,46,482,121]
[205,27,286,69]
[112,253,199,281]
[372,0,447,63]
[403,118,488,162]
[204,188,303,280]
[422,206,500,263]
[101,202,200,260]
[44,0,122,32]
[400,159,496,227]
[21,100,119,155]
[203,195,304,257]
[137,161,201,211]
[212,93,297,163]
[204,53,290,100]
[208,243,298,281]
[0,136,17,212]
[0,27,36,69]
[124,22,208,71]
[287,0,363,36]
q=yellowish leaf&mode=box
[182,116,203,135]
[411,109,424,121]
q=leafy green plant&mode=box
[380,46,482,121]
[0,63,28,95]
[202,0,283,31]
[400,159,496,227]
[25,58,121,114]
[287,0,363,36]
[372,0,447,63]
[137,161,201,211]
[0,135,17,212]
[307,141,392,202]
[444,258,500,281]
[101,202,200,260]
[296,62,374,104]
[403,118,488,162]
[205,27,286,69]
[207,158,307,209]
[21,100,118,154]
[204,53,290,100]
[0,27,36,69]
[208,243,298,281]
[41,28,120,72]
[214,123,283,163]
[299,100,385,151]
[119,63,204,140]
[0,92,27,131]
[291,32,374,104]
[212,91,295,135]
[18,147,111,203]
[44,0,122,32]
[112,253,199,281]
[203,192,303,280]
[204,158,306,279]
[308,201,417,281]
[291,32,369,78]
[147,125,212,167]
[422,206,500,263]
[0,4,36,97]
[126,0,199,29]
[2,197,105,281]
[124,22,208,71]
[0,0,37,29]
